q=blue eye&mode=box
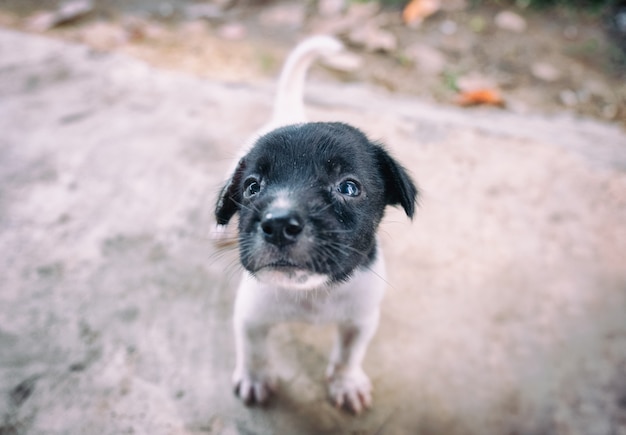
[337,180,361,197]
[244,178,261,198]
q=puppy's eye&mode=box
[243,178,261,198]
[337,180,361,197]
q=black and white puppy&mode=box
[215,36,418,414]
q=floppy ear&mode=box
[373,144,419,218]
[215,158,246,225]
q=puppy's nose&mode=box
[260,209,304,246]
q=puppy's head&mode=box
[216,122,418,290]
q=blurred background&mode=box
[0,0,624,123]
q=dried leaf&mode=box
[455,88,505,107]
[78,21,129,50]
[402,0,440,26]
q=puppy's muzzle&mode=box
[261,208,304,247]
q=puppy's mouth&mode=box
[260,260,304,270]
[253,261,330,290]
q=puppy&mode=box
[213,35,343,244]
[215,36,418,414]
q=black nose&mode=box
[260,209,304,246]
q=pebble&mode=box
[440,19,458,35]
[184,4,224,20]
[348,25,397,52]
[494,10,527,33]
[217,23,247,41]
[78,21,129,50]
[318,0,346,17]
[25,0,93,32]
[531,62,561,82]
[122,16,168,41]
[559,89,578,107]
[456,72,498,92]
[259,3,306,29]
[346,1,380,20]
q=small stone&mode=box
[439,19,458,35]
[56,0,93,23]
[259,4,306,30]
[123,17,168,41]
[318,0,346,17]
[559,89,578,107]
[25,0,93,32]
[184,4,224,20]
[456,72,498,92]
[348,25,397,53]
[79,21,129,50]
[25,12,57,32]
[494,10,527,33]
[531,62,561,82]
[346,2,380,20]
[217,23,247,41]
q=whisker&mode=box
[309,202,334,216]
[207,247,237,264]
[315,239,394,289]
[317,228,354,235]
[223,260,244,283]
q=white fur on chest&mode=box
[234,247,387,326]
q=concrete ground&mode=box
[0,28,625,435]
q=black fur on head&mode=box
[215,122,418,285]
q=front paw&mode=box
[232,369,276,406]
[327,367,372,414]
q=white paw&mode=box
[232,370,276,406]
[327,367,372,414]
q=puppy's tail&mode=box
[272,35,344,125]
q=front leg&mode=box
[326,310,380,414]
[233,319,275,405]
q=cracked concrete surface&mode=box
[0,29,625,434]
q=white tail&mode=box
[271,35,344,126]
